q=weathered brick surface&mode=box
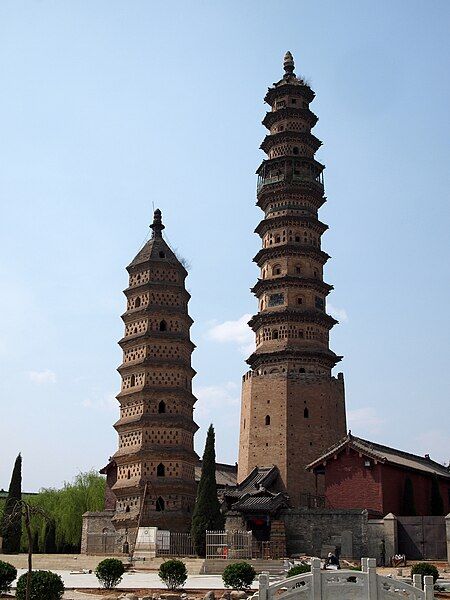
[238,371,346,504]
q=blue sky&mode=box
[0,1,449,490]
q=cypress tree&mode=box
[430,474,444,515]
[402,477,416,516]
[1,454,22,553]
[191,424,224,556]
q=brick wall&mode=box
[238,371,346,504]
[323,449,450,516]
[324,448,383,513]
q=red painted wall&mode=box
[324,448,383,513]
[323,449,450,516]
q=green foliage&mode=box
[158,558,188,590]
[222,562,256,590]
[402,477,416,516]
[411,562,439,584]
[191,424,224,556]
[1,454,22,553]
[287,564,311,577]
[95,558,125,589]
[0,560,17,593]
[430,474,444,515]
[16,570,64,600]
[23,470,105,553]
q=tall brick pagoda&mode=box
[238,53,347,506]
[112,209,198,534]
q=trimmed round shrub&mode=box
[0,560,17,593]
[16,570,64,600]
[287,564,311,577]
[95,558,125,589]
[158,558,188,590]
[411,563,439,584]
[222,562,256,590]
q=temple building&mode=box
[111,209,199,536]
[238,52,347,507]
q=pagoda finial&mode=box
[283,51,295,78]
[150,208,165,238]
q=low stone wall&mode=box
[81,510,124,555]
[280,508,369,559]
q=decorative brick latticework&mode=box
[112,209,198,533]
[238,53,347,505]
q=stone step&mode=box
[203,559,285,575]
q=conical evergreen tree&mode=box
[1,453,22,553]
[402,477,416,516]
[430,473,444,515]
[191,424,224,556]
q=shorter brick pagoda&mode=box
[111,209,199,536]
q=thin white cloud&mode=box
[347,406,384,435]
[194,382,240,419]
[27,369,57,384]
[205,313,255,356]
[82,392,116,411]
[328,303,348,323]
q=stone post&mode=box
[367,558,378,600]
[445,513,450,565]
[259,572,269,600]
[413,574,422,589]
[383,513,398,563]
[424,575,434,600]
[361,557,368,573]
[311,557,322,600]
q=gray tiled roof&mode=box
[127,236,181,270]
[306,433,450,479]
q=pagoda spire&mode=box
[150,208,165,238]
[283,50,295,78]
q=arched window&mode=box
[299,368,306,373]
[134,297,141,308]
[293,146,299,155]
[159,251,166,258]
[159,320,167,332]
[125,505,130,513]
[272,330,279,340]
[156,497,165,512]
[272,264,282,276]
[304,407,309,419]
[296,265,301,274]
[157,463,165,477]
[130,374,136,387]
[158,400,166,414]
[297,297,303,305]
[275,235,281,243]
[127,469,131,480]
[265,415,271,426]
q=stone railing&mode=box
[254,557,434,600]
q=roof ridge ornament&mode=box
[150,208,165,238]
[283,51,295,79]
